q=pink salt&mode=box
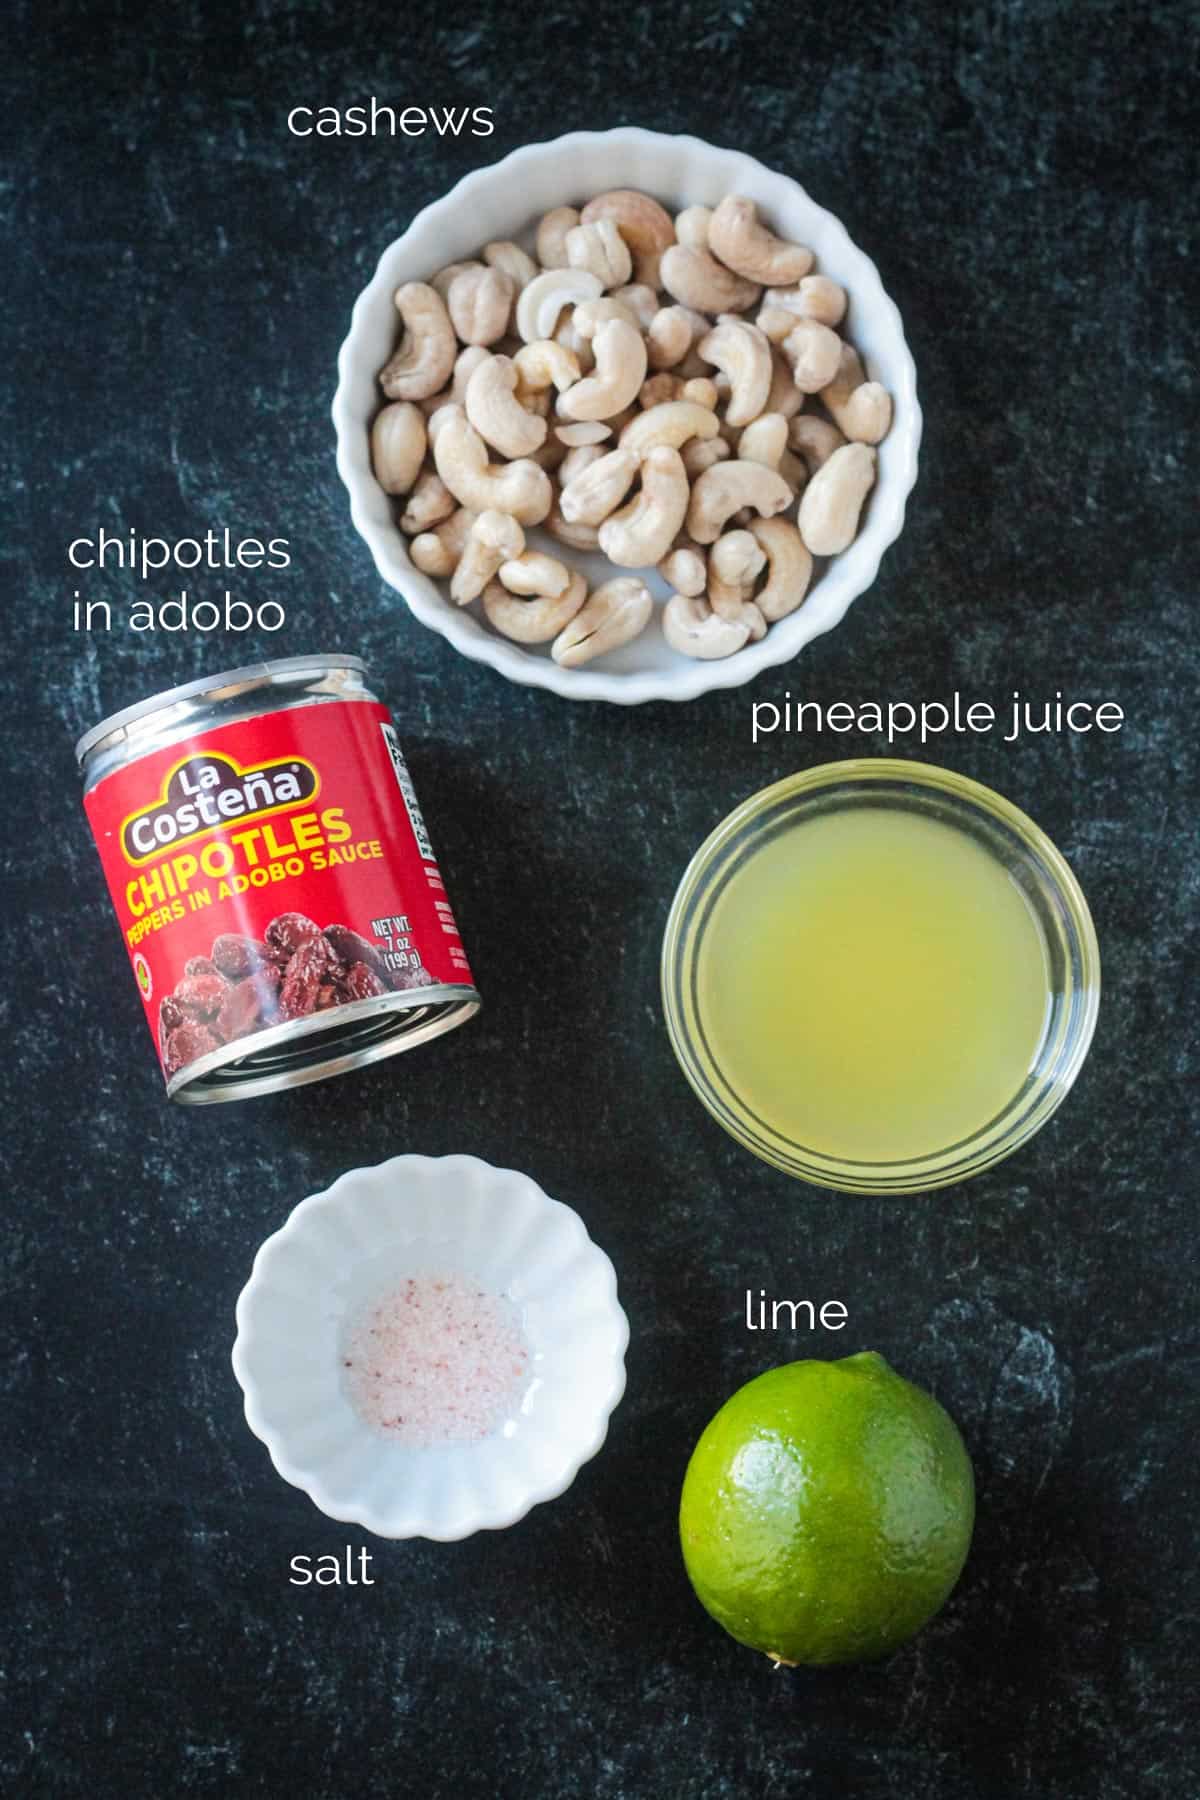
[341,1272,530,1447]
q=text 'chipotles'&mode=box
[76,655,481,1105]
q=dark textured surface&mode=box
[3,2,1198,1796]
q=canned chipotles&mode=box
[76,655,480,1103]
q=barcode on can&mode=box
[380,723,434,862]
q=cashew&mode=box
[788,414,847,475]
[409,538,454,579]
[736,601,768,641]
[482,240,538,294]
[682,377,719,411]
[598,445,690,567]
[820,342,893,444]
[433,407,553,525]
[552,576,653,668]
[408,507,477,578]
[497,551,571,597]
[445,266,515,347]
[544,502,600,552]
[483,569,587,644]
[430,261,482,299]
[535,206,580,269]
[782,318,844,394]
[555,420,611,447]
[662,592,754,659]
[450,510,526,605]
[465,354,548,460]
[581,191,675,288]
[559,446,640,525]
[681,435,730,479]
[558,319,647,422]
[686,459,793,543]
[675,205,713,250]
[514,339,582,405]
[379,282,457,401]
[619,400,720,456]
[399,470,455,535]
[797,442,877,555]
[736,412,788,472]
[646,303,708,371]
[573,296,642,338]
[418,344,491,417]
[766,345,805,420]
[610,283,661,331]
[559,442,605,486]
[660,244,761,316]
[756,304,803,346]
[747,517,814,621]
[521,386,553,420]
[554,313,594,372]
[425,402,459,446]
[697,316,773,427]
[707,529,767,617]
[772,274,848,328]
[566,219,633,291]
[371,401,427,495]
[516,269,604,344]
[708,195,814,286]
[659,543,708,597]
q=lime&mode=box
[679,1352,974,1666]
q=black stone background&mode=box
[3,2,1197,1796]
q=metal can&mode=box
[76,654,480,1104]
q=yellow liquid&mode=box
[697,807,1051,1163]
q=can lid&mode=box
[74,654,369,765]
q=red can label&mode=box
[83,698,475,1087]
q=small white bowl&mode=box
[333,127,921,706]
[231,1155,628,1539]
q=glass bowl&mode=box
[661,760,1101,1194]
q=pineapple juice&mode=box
[696,806,1051,1163]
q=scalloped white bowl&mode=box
[232,1155,628,1539]
[333,128,921,705]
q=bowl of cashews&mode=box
[333,128,921,705]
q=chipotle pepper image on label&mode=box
[76,655,480,1104]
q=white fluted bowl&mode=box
[232,1155,628,1539]
[333,127,921,705]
